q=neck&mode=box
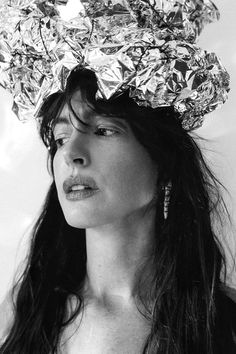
[83,207,156,310]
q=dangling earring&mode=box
[163,181,172,220]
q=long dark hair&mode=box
[1,68,235,353]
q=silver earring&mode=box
[163,181,172,220]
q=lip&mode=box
[63,175,99,194]
[65,188,99,201]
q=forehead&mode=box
[52,90,97,130]
[52,89,128,131]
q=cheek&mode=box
[53,156,59,182]
[103,146,158,208]
[53,155,64,193]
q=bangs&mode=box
[38,67,179,158]
[65,68,136,123]
[38,68,133,153]
[38,92,67,151]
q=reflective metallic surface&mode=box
[0,0,230,130]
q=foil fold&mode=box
[0,0,230,130]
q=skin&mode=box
[53,90,158,314]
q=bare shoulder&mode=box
[0,291,15,343]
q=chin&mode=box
[62,206,110,229]
[63,213,99,229]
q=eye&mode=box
[54,137,68,148]
[95,127,118,137]
[53,127,118,148]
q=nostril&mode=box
[74,157,86,165]
[74,154,90,167]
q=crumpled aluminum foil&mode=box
[0,0,230,131]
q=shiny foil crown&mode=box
[0,0,230,131]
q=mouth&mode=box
[63,176,99,194]
[65,186,99,201]
[70,185,94,191]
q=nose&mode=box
[62,130,90,167]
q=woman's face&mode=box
[53,90,158,229]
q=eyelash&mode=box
[95,127,118,137]
[54,127,118,148]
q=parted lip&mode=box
[63,175,99,194]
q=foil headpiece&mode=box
[0,0,230,130]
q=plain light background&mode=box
[0,0,236,303]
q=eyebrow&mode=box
[53,117,70,128]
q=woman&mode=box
[0,67,236,353]
[1,0,236,352]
